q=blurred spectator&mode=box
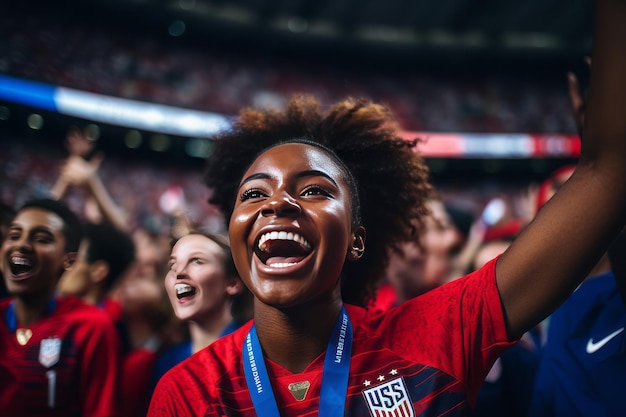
[369,197,464,312]
[152,232,252,386]
[109,223,182,417]
[115,276,178,417]
[56,221,135,345]
[0,201,17,300]
[529,226,626,417]
[0,198,122,416]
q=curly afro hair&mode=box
[203,95,434,306]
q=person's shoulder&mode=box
[560,271,617,310]
[100,296,123,322]
[548,271,621,337]
[206,321,252,360]
[56,296,117,325]
[57,295,101,312]
[579,271,616,293]
[158,326,250,393]
[176,321,252,371]
[366,283,398,314]
[160,340,191,361]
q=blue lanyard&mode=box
[243,307,353,416]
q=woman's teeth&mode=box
[267,262,298,268]
[258,231,310,252]
[175,283,196,298]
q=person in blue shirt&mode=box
[529,227,626,416]
[529,56,626,417]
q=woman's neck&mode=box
[188,305,234,354]
[253,299,344,373]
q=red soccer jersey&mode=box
[0,296,123,417]
[367,282,399,313]
[149,258,514,416]
[121,347,159,417]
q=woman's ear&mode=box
[226,277,245,297]
[347,226,366,261]
[90,260,110,285]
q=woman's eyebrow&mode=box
[239,172,271,188]
[239,170,338,187]
[31,226,56,239]
[296,170,338,187]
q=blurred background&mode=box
[0,0,591,233]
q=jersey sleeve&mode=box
[378,257,514,403]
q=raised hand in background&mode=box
[51,126,129,232]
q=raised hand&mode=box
[567,57,591,135]
[65,126,96,158]
[59,154,104,186]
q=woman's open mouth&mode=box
[255,231,312,268]
[175,283,197,300]
[8,256,35,279]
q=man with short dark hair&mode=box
[0,198,122,417]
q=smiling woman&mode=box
[152,231,250,385]
[232,142,364,311]
[204,97,433,307]
[148,2,626,413]
[0,198,122,417]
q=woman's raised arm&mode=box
[496,0,626,340]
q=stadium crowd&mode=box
[1,5,577,134]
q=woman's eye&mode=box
[34,234,53,244]
[301,186,331,197]
[240,189,266,201]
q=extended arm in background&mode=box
[50,126,97,199]
[496,0,626,340]
[50,127,130,232]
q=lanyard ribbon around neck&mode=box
[243,306,353,416]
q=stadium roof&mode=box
[32,0,593,68]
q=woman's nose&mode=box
[261,193,301,217]
[167,262,184,278]
[174,265,188,279]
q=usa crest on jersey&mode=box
[39,337,61,368]
[362,377,415,417]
